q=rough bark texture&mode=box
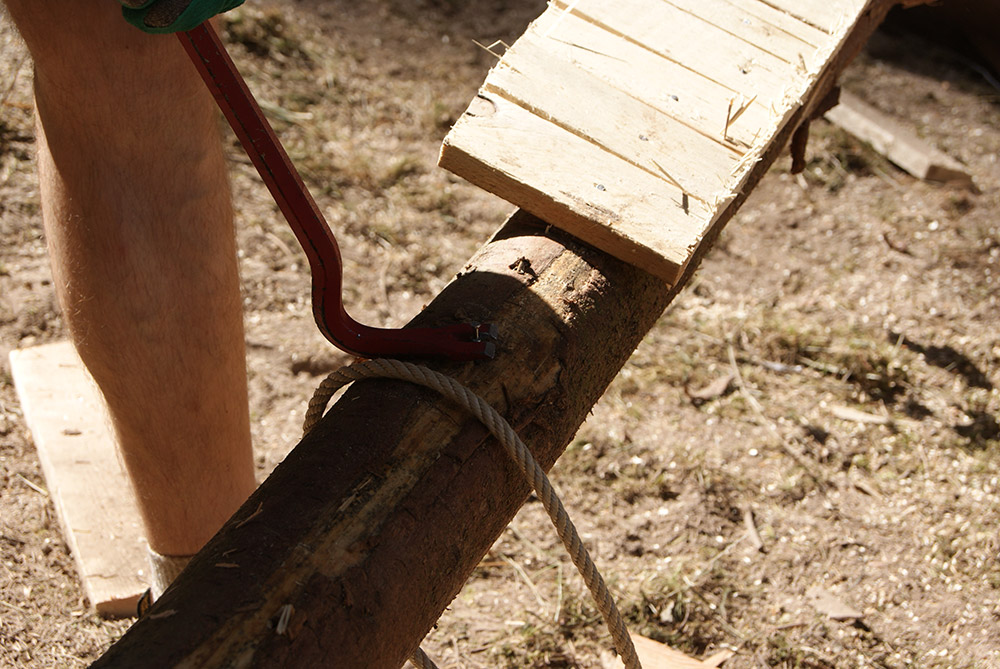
[93,3,902,666]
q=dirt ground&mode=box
[2,1,998,667]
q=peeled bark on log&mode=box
[93,3,901,665]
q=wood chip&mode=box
[685,373,736,403]
[849,475,882,499]
[807,586,863,621]
[601,632,728,668]
[743,508,766,553]
[829,404,891,425]
[704,650,736,668]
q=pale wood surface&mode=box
[603,632,728,668]
[9,342,146,618]
[825,90,974,188]
[441,95,710,273]
[718,0,830,46]
[524,10,771,149]
[441,0,881,282]
[759,0,867,33]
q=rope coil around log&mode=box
[305,358,640,669]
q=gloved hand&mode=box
[121,0,245,34]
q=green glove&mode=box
[121,0,245,34]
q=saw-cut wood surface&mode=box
[9,342,147,618]
[441,0,872,283]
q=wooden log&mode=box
[92,210,676,669]
[93,3,901,667]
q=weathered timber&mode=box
[825,90,975,189]
[94,3,902,667]
[93,210,674,669]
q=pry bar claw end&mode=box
[178,22,496,361]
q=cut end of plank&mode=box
[9,341,149,619]
[440,123,689,284]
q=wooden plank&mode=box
[527,10,773,148]
[441,95,710,282]
[442,0,881,282]
[754,0,868,33]
[484,38,742,202]
[824,90,975,188]
[9,342,147,618]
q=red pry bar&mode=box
[177,22,496,361]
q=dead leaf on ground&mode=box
[601,632,733,668]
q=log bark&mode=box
[93,3,901,666]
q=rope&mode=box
[305,358,641,669]
[407,646,436,669]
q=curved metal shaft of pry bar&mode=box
[178,23,496,361]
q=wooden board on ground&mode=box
[9,342,147,618]
[440,0,873,283]
[824,90,975,189]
